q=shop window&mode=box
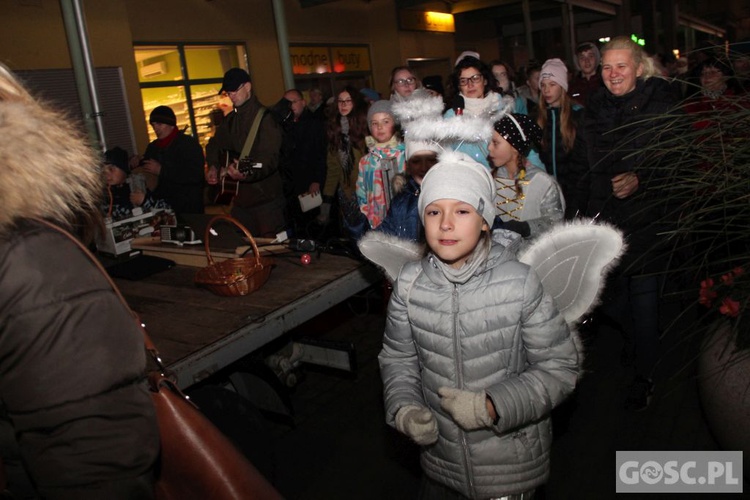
[134,43,245,149]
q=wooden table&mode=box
[115,251,381,389]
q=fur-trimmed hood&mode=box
[0,99,102,236]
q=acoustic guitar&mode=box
[212,150,260,205]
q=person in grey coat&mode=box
[378,151,579,499]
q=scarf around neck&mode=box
[462,92,502,118]
[365,134,400,151]
[156,126,179,148]
[429,233,491,285]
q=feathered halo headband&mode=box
[390,93,512,152]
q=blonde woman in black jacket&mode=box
[581,36,680,411]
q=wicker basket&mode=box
[194,215,274,297]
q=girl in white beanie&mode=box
[379,150,578,499]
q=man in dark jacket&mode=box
[306,87,326,121]
[140,105,205,215]
[206,68,286,237]
[278,89,326,237]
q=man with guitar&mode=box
[205,68,286,237]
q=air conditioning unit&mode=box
[141,61,167,79]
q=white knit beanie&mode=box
[418,151,495,227]
[455,51,481,67]
[405,139,442,160]
[539,58,569,92]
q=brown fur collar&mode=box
[0,100,103,236]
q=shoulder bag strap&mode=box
[239,107,266,159]
[32,219,163,362]
[31,219,285,500]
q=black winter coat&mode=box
[281,108,327,196]
[582,77,680,274]
[538,106,588,219]
[144,131,205,215]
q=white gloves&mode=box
[395,389,494,445]
[395,405,438,445]
[438,387,494,430]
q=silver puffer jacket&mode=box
[379,238,578,499]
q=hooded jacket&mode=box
[379,237,578,499]
[0,94,158,497]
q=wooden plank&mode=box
[167,264,382,387]
[116,251,382,384]
[132,237,288,267]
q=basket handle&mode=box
[203,215,262,267]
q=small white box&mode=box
[298,191,322,213]
[96,211,157,256]
[96,210,175,256]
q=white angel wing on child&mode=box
[358,232,424,284]
[358,219,624,326]
[517,219,625,325]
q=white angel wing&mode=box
[357,231,424,283]
[518,219,625,326]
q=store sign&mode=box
[290,46,371,75]
[290,46,331,75]
[331,47,370,73]
[399,10,455,33]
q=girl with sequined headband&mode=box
[488,113,564,241]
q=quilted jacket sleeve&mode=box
[525,178,565,237]
[485,269,579,433]
[378,267,425,426]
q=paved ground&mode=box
[202,285,749,500]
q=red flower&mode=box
[698,268,746,316]
[719,297,741,318]
[699,278,718,307]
